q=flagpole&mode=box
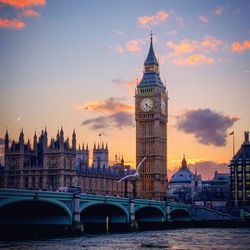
[233,132,235,157]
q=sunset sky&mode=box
[0,0,249,179]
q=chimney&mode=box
[244,131,249,143]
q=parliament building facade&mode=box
[3,128,133,196]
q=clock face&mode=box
[161,98,166,114]
[140,98,153,112]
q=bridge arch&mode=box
[80,201,129,224]
[135,205,166,223]
[170,208,191,221]
[0,198,72,225]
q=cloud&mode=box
[21,9,40,17]
[126,40,142,52]
[176,109,239,146]
[173,54,214,65]
[110,38,146,54]
[82,112,134,130]
[198,15,209,23]
[167,36,225,56]
[167,36,226,65]
[201,36,225,51]
[214,6,223,16]
[167,39,200,55]
[75,97,134,114]
[0,18,25,29]
[112,77,138,95]
[189,161,229,180]
[138,10,169,27]
[0,0,45,8]
[112,77,138,88]
[231,40,250,53]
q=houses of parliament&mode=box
[2,128,134,196]
[2,35,168,200]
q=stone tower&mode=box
[135,33,168,200]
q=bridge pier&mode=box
[72,194,84,234]
[129,198,138,231]
[166,201,171,222]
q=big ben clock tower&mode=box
[135,34,168,200]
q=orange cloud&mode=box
[75,97,134,114]
[112,77,138,96]
[198,15,209,23]
[0,18,25,29]
[167,39,199,55]
[138,10,169,27]
[231,40,250,53]
[126,40,141,52]
[21,9,40,17]
[167,36,225,56]
[202,36,225,51]
[173,54,214,65]
[111,38,146,54]
[0,0,45,8]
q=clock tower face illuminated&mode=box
[135,34,168,200]
[140,98,153,112]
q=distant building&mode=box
[169,156,230,209]
[168,156,202,203]
[229,131,250,206]
[195,171,230,210]
[2,128,134,197]
[0,163,4,188]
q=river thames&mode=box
[1,228,250,250]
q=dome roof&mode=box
[170,155,194,184]
[170,169,194,184]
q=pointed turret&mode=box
[5,129,9,152]
[144,31,159,67]
[138,32,163,87]
[86,143,89,151]
[19,129,24,151]
[59,126,64,151]
[94,142,96,150]
[82,142,85,150]
[121,155,124,166]
[33,131,37,153]
[181,154,188,170]
[60,126,64,138]
[105,142,108,150]
[72,129,76,150]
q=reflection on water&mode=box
[1,228,250,250]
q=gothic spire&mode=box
[181,154,188,170]
[144,31,159,66]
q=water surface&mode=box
[1,228,250,249]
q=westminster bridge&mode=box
[0,189,194,231]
